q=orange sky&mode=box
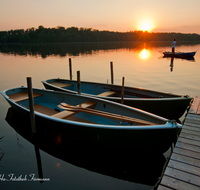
[1,0,200,34]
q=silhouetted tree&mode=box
[0,26,200,43]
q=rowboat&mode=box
[42,79,193,119]
[163,51,196,58]
[1,87,182,153]
[6,107,167,186]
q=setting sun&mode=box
[137,19,154,32]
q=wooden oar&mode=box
[58,103,156,126]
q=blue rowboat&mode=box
[1,87,182,153]
[163,51,196,57]
[42,79,193,119]
[5,106,167,186]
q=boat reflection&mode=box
[162,55,195,72]
[5,107,167,186]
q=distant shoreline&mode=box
[1,26,200,43]
[1,41,200,45]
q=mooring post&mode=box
[110,61,114,84]
[34,145,43,183]
[27,77,36,133]
[121,77,125,104]
[69,58,72,80]
[77,71,81,94]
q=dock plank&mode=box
[160,175,200,190]
[171,153,200,167]
[157,185,174,190]
[179,132,200,142]
[181,128,200,136]
[182,124,200,132]
[178,137,200,147]
[158,96,200,190]
[164,167,200,187]
[185,114,200,121]
[168,159,200,176]
[173,147,200,160]
[176,140,200,153]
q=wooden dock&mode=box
[158,96,200,190]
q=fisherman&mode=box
[171,38,176,53]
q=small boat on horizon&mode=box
[1,87,182,153]
[42,78,193,119]
[163,51,196,58]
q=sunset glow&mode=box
[139,49,151,60]
[0,0,200,34]
[137,19,154,32]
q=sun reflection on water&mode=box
[139,49,151,61]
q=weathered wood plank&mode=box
[186,114,200,121]
[168,160,200,176]
[180,132,200,142]
[185,114,200,121]
[176,140,200,153]
[164,167,200,187]
[178,137,200,147]
[181,128,200,136]
[183,124,200,132]
[158,96,200,190]
[157,185,174,190]
[171,153,200,167]
[186,113,200,119]
[160,175,200,190]
[189,96,200,114]
[184,118,200,124]
[173,147,200,160]
[184,120,200,127]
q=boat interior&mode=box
[47,79,180,99]
[7,89,161,126]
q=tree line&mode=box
[0,25,200,43]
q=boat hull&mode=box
[42,79,192,119]
[1,87,182,153]
[6,107,167,186]
[163,51,196,58]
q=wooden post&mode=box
[77,71,81,94]
[69,58,72,80]
[121,77,125,104]
[27,77,36,133]
[110,61,114,84]
[34,145,43,183]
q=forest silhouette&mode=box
[1,25,200,43]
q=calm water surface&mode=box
[0,42,200,190]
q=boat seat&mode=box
[66,116,96,124]
[98,90,117,97]
[8,92,43,102]
[27,103,96,123]
[52,101,96,119]
[49,81,74,88]
[32,104,58,116]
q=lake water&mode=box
[0,42,200,190]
